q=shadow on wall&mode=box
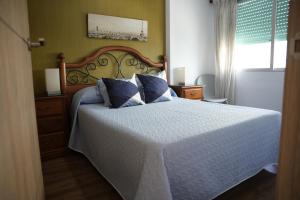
[235,71,285,111]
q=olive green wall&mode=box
[28,0,165,95]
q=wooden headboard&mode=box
[57,46,168,102]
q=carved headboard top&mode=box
[57,46,168,98]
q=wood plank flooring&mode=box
[42,152,276,200]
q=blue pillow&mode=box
[80,86,104,104]
[136,71,173,103]
[101,75,145,108]
[135,75,177,100]
[170,88,177,97]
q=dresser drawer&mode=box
[37,116,64,134]
[35,95,68,160]
[183,88,203,99]
[36,99,64,117]
[39,132,66,153]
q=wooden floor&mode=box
[42,152,276,200]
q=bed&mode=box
[57,46,281,200]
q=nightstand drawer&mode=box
[35,95,68,160]
[37,116,65,134]
[36,99,64,117]
[39,132,66,153]
[183,88,203,99]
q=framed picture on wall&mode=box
[87,13,148,42]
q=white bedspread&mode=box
[69,98,281,200]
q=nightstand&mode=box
[35,95,68,160]
[170,85,204,100]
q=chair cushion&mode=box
[204,98,228,103]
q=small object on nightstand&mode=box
[169,85,203,100]
[45,68,61,96]
[35,95,68,160]
[174,67,186,85]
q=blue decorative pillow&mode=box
[169,88,178,97]
[136,71,173,103]
[101,75,145,108]
[80,86,104,104]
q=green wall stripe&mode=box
[28,0,165,95]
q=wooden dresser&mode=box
[35,95,68,160]
[170,85,204,100]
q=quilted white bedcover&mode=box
[69,98,281,200]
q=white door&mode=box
[0,0,44,199]
[276,0,300,199]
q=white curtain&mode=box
[214,0,237,104]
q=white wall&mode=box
[166,0,285,112]
[235,71,285,111]
[166,0,215,84]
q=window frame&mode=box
[235,0,287,72]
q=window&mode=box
[234,0,289,70]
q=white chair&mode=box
[195,74,227,103]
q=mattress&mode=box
[69,97,281,200]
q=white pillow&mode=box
[97,79,111,107]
